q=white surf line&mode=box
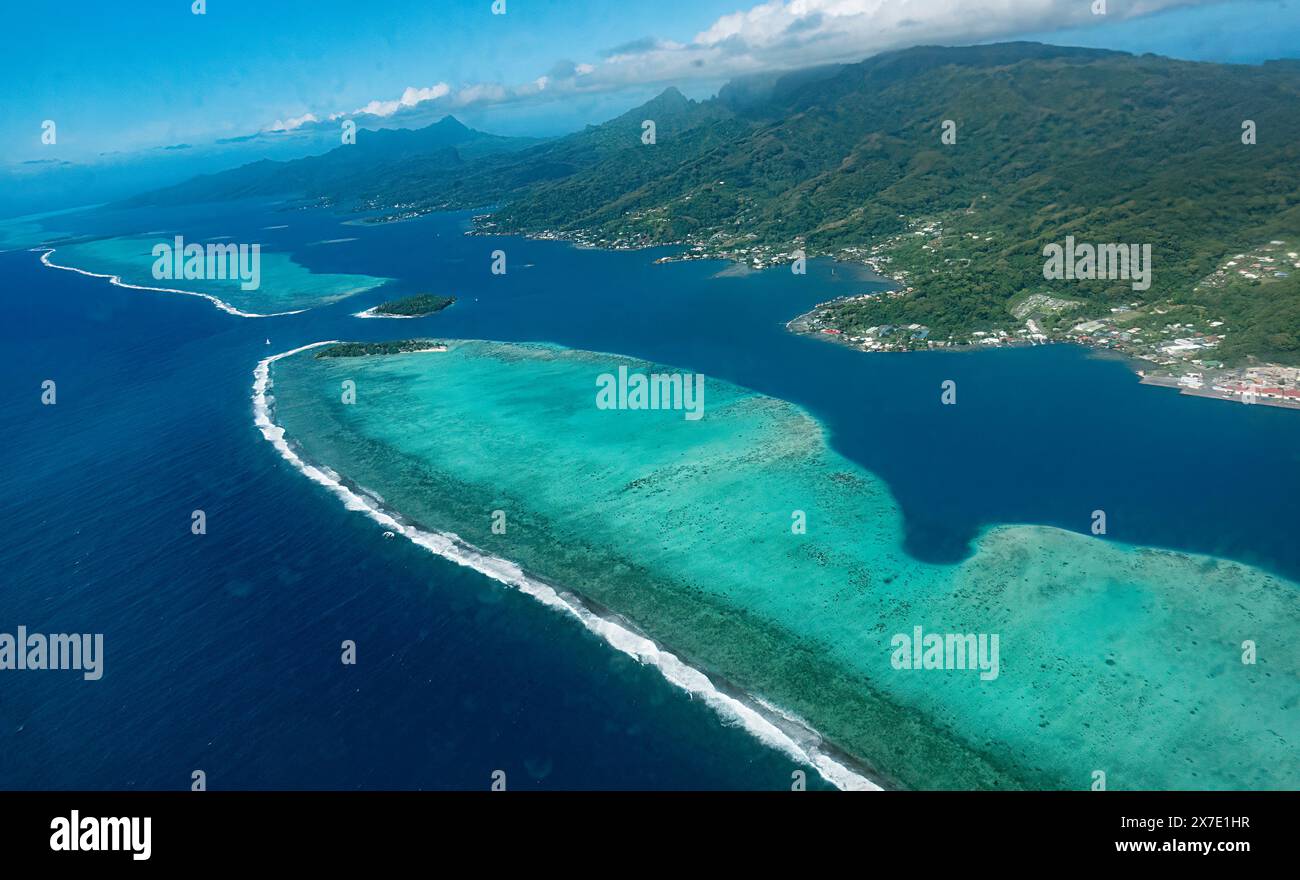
[352,305,418,319]
[33,247,305,319]
[253,343,882,792]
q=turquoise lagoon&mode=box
[42,233,387,315]
[269,340,1300,790]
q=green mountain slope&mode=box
[126,43,1300,362]
[122,116,538,207]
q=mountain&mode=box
[122,116,539,207]
[483,43,1300,363]
[125,43,1300,363]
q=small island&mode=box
[315,340,448,358]
[355,293,456,319]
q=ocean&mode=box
[2,201,1297,789]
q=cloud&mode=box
[451,82,510,106]
[266,112,320,132]
[336,84,452,120]
[581,0,1213,84]
[262,0,1215,133]
[272,77,556,134]
[602,36,686,59]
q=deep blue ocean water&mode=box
[2,201,1297,789]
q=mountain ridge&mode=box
[121,42,1300,363]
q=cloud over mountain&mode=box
[265,0,1215,135]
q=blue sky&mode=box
[9,0,738,161]
[5,0,1298,166]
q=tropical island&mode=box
[315,340,447,358]
[356,293,456,318]
[127,42,1300,382]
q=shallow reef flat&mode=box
[48,234,387,315]
[268,340,1300,790]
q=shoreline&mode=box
[354,295,457,320]
[253,342,885,792]
[353,305,418,319]
[789,308,1300,412]
[33,247,305,319]
[464,212,1300,416]
[347,205,1299,414]
[258,339,1300,790]
[787,309,1045,356]
[1136,372,1300,410]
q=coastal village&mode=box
[789,230,1300,410]
[467,209,1300,411]
[472,190,813,268]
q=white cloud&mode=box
[452,83,510,106]
[264,0,1215,132]
[588,0,1213,85]
[265,112,319,132]
[346,83,452,119]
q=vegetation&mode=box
[315,340,445,358]
[130,43,1300,363]
[122,117,537,207]
[1183,249,1300,364]
[372,293,455,316]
